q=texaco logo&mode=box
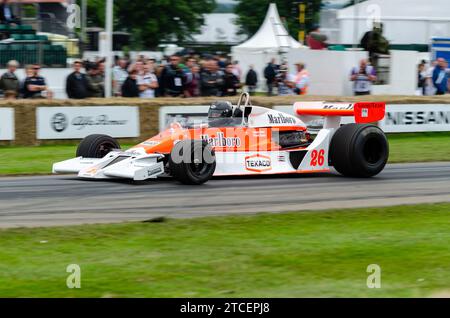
[51,113,68,132]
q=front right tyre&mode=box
[76,134,120,158]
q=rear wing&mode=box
[294,102,386,124]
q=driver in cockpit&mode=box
[208,101,234,127]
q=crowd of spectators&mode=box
[65,54,312,98]
[263,59,310,96]
[0,54,313,99]
[65,54,249,99]
[417,57,450,96]
[0,60,52,99]
[2,51,447,99]
[59,54,251,99]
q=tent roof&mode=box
[338,0,450,20]
[233,3,304,51]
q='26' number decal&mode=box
[310,149,325,167]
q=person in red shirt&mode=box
[306,25,328,50]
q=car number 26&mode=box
[310,149,325,167]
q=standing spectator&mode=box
[264,58,277,96]
[160,54,186,97]
[292,62,310,95]
[183,57,197,86]
[137,62,158,98]
[121,69,140,98]
[134,60,144,75]
[277,64,295,96]
[232,60,242,80]
[155,63,166,97]
[86,63,105,98]
[186,64,201,97]
[146,58,156,74]
[66,60,89,99]
[425,60,437,96]
[417,61,427,96]
[245,65,258,96]
[0,60,20,99]
[112,58,128,96]
[306,25,328,50]
[222,63,241,96]
[23,64,51,99]
[0,0,20,25]
[200,59,224,97]
[350,59,377,96]
[98,61,105,76]
[432,58,449,95]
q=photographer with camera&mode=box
[276,63,295,96]
[86,62,105,98]
[350,59,377,96]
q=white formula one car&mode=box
[53,93,389,184]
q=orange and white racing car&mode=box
[53,93,389,184]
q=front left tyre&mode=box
[76,134,120,158]
[169,139,216,185]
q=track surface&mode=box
[1,162,450,228]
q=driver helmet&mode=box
[208,101,233,127]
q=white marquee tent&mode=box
[231,3,306,90]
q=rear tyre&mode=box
[169,140,216,185]
[329,124,388,177]
[76,134,120,158]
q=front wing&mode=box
[52,150,165,181]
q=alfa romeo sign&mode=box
[36,106,140,139]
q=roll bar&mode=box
[237,92,252,108]
[235,93,252,126]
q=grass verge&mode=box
[1,133,450,175]
[387,132,450,163]
[0,203,450,297]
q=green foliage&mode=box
[235,0,322,40]
[214,3,236,13]
[80,0,216,49]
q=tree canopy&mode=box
[234,0,322,42]
[82,0,217,49]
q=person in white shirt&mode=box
[112,58,129,96]
[350,59,377,95]
[137,62,158,98]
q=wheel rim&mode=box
[189,157,210,176]
[363,136,384,165]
